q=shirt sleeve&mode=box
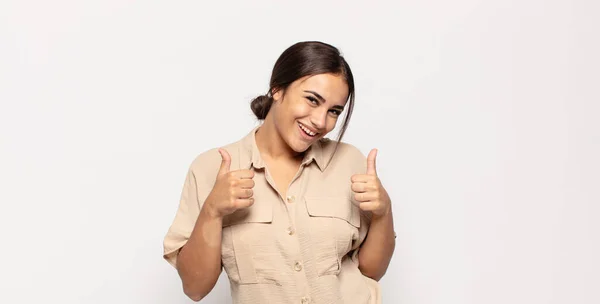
[347,145,373,263]
[162,167,202,268]
[350,206,372,263]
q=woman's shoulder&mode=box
[319,137,367,172]
[319,137,366,160]
[186,136,244,180]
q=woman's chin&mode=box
[287,137,311,153]
[291,143,310,153]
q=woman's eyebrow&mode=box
[303,90,345,110]
[303,90,326,102]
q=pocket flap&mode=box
[305,197,360,228]
[222,202,273,227]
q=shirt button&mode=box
[286,227,295,235]
[294,261,303,272]
[301,296,310,304]
[286,195,295,203]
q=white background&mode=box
[1,0,598,303]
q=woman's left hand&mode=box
[351,149,392,218]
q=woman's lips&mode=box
[298,122,317,140]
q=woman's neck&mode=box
[255,118,303,162]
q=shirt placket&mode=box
[264,162,314,303]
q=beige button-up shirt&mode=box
[163,126,382,304]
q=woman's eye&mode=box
[329,110,341,117]
[306,96,318,105]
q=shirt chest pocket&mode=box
[304,197,361,277]
[220,203,282,285]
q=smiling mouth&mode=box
[298,122,318,137]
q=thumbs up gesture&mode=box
[351,149,391,217]
[204,148,256,219]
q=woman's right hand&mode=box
[203,148,255,219]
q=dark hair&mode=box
[250,41,355,148]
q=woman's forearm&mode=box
[358,209,395,281]
[176,204,224,301]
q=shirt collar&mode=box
[239,125,328,172]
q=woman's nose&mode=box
[309,109,328,130]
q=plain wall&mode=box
[1,0,598,303]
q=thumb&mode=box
[366,148,378,176]
[218,148,231,175]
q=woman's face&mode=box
[271,73,349,153]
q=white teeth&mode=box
[299,123,316,136]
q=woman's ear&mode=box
[272,88,284,102]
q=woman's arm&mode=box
[175,148,255,301]
[351,148,396,281]
[176,204,223,301]
[357,209,395,281]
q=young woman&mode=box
[163,41,395,304]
